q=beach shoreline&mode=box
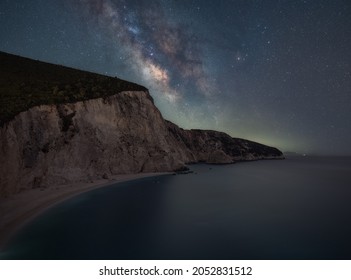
[0,172,170,252]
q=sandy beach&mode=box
[0,172,169,251]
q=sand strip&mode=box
[0,172,169,251]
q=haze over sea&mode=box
[2,156,351,260]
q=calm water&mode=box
[2,156,351,260]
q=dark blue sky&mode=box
[1,0,350,155]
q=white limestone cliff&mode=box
[0,90,283,198]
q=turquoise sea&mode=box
[2,156,351,259]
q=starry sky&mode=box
[1,0,350,155]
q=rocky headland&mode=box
[0,51,283,198]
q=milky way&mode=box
[78,0,211,102]
[1,0,351,155]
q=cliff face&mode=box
[0,89,283,198]
[0,91,185,197]
[0,52,284,198]
[166,121,284,163]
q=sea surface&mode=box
[2,156,351,260]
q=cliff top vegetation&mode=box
[0,51,146,126]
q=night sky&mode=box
[1,0,350,155]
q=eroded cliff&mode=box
[166,121,284,163]
[0,90,283,197]
[0,91,181,197]
[0,52,283,198]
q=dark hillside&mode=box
[0,51,146,125]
